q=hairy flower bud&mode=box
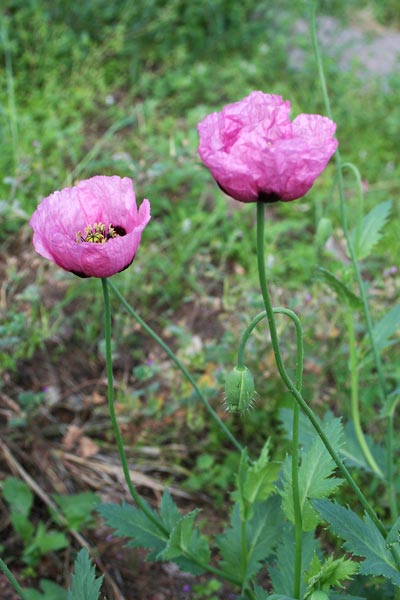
[224,366,255,414]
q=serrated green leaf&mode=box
[217,496,282,586]
[158,509,210,575]
[67,549,103,600]
[371,305,400,352]
[2,476,33,517]
[387,516,400,547]
[270,525,317,597]
[353,200,392,260]
[235,442,280,521]
[281,417,344,530]
[313,500,400,586]
[315,267,361,308]
[305,554,358,594]
[98,502,167,560]
[159,490,181,531]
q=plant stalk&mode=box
[101,278,168,535]
[0,558,27,600]
[107,279,243,454]
[255,201,388,541]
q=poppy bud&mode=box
[224,366,255,414]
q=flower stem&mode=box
[101,278,168,535]
[255,201,388,540]
[107,279,243,454]
[237,306,303,598]
[309,0,396,518]
[0,558,27,600]
[346,309,383,477]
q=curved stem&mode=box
[237,308,302,369]
[292,314,304,599]
[107,279,243,454]
[101,278,168,535]
[255,201,388,540]
[347,310,383,477]
[0,558,27,600]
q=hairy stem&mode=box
[101,278,168,534]
[108,279,243,454]
[346,310,383,477]
[255,201,388,541]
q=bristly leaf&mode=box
[313,500,400,586]
[280,416,344,531]
[217,496,282,586]
[97,502,167,560]
[67,549,103,600]
[158,509,210,575]
[315,267,361,309]
[352,200,392,260]
[269,524,317,598]
[305,553,358,596]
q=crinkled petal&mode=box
[197,92,338,203]
[30,176,151,278]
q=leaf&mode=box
[53,492,99,531]
[235,442,280,521]
[352,200,392,260]
[253,584,269,599]
[315,267,361,308]
[387,516,400,547]
[159,490,182,531]
[98,502,167,560]
[67,548,103,600]
[371,305,400,352]
[158,509,210,575]
[2,476,33,518]
[11,512,34,544]
[35,528,68,554]
[25,579,68,600]
[313,500,400,586]
[269,525,317,597]
[217,496,282,586]
[281,416,344,530]
[305,554,358,594]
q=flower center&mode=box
[76,222,126,244]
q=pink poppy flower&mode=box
[30,175,151,278]
[197,91,338,203]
